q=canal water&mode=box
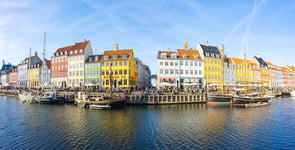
[0,96,295,149]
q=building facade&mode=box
[101,44,138,89]
[84,55,102,88]
[9,68,18,88]
[68,40,93,87]
[224,57,236,86]
[17,52,42,88]
[28,61,42,89]
[136,58,145,89]
[51,46,69,88]
[197,41,222,88]
[40,59,51,88]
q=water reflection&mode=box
[0,97,295,149]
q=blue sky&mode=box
[1,0,295,74]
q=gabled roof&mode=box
[18,56,36,65]
[85,55,103,63]
[55,40,89,56]
[157,51,178,59]
[200,44,221,58]
[103,49,133,61]
[1,64,15,71]
[45,59,51,69]
[253,56,267,68]
[176,49,202,61]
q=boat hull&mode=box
[207,94,233,106]
[75,98,126,108]
[233,96,271,106]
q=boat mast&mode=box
[42,32,46,90]
[221,44,224,95]
[244,43,247,97]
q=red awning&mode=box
[165,78,169,81]
[171,78,175,81]
[160,78,164,81]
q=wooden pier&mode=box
[127,93,207,104]
[0,90,18,98]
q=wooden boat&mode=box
[37,91,65,104]
[75,92,126,109]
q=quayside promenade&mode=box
[0,90,207,104]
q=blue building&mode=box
[40,59,51,88]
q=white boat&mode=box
[89,104,111,109]
[37,91,65,104]
[18,91,36,102]
[291,91,295,97]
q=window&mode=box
[185,61,188,66]
[161,53,167,59]
[190,70,193,75]
[171,54,177,59]
[170,69,174,74]
[183,54,187,59]
[115,62,118,66]
[106,62,109,66]
[205,75,207,79]
[175,62,178,66]
[113,55,118,59]
[195,62,198,66]
[104,55,108,60]
[199,62,202,67]
[165,69,168,74]
[124,61,127,66]
[119,70,122,75]
[170,62,174,66]
[165,62,168,66]
[160,69,163,74]
[101,71,105,75]
[115,70,118,75]
[205,58,207,63]
[205,66,207,70]
[190,61,193,66]
[175,70,178,74]
[180,70,183,74]
[209,59,211,63]
[106,70,109,75]
[124,69,127,74]
[160,62,163,66]
[80,49,83,53]
[180,61,183,66]
[199,70,202,75]
[124,79,127,85]
[185,70,188,74]
[123,54,127,59]
[119,62,122,66]
[195,70,198,75]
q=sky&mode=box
[1,0,295,74]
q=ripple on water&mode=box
[0,97,295,149]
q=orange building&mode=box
[9,68,18,88]
[282,67,288,87]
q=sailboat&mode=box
[207,44,233,106]
[232,44,271,107]
[75,62,126,109]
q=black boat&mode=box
[233,96,271,106]
[207,94,233,106]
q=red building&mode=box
[9,68,18,88]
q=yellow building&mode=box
[101,44,138,89]
[230,58,253,83]
[27,62,42,89]
[197,41,222,87]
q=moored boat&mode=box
[207,94,232,106]
[37,92,65,104]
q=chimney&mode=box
[184,42,188,50]
[206,41,208,46]
[114,43,118,50]
[168,48,170,52]
[222,44,224,50]
[35,51,37,56]
[84,39,87,42]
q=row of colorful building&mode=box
[156,41,295,89]
[0,40,151,89]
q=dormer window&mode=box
[95,56,98,61]
[161,53,167,59]
[75,50,77,54]
[104,55,108,60]
[80,49,83,53]
[89,57,93,62]
[216,54,220,58]
[171,54,177,59]
[113,54,118,59]
[211,53,214,57]
[123,54,127,59]
[205,52,209,57]
[194,56,199,60]
[56,53,59,56]
[70,51,73,54]
[65,51,67,55]
[183,54,187,59]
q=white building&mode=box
[68,40,93,87]
[157,42,203,89]
[224,57,235,86]
[40,59,51,88]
